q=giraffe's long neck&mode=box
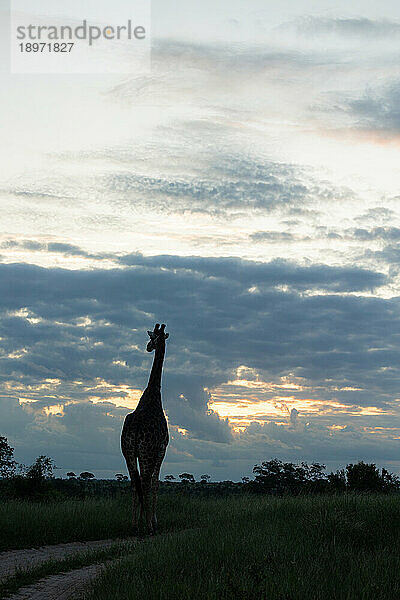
[148,342,165,390]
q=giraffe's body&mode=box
[121,323,169,534]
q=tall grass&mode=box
[0,494,210,550]
[2,492,400,598]
[85,494,400,600]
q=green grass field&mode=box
[2,493,400,599]
[82,493,400,600]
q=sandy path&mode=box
[1,530,191,599]
[3,559,119,600]
[0,538,131,581]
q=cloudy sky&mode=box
[1,0,400,480]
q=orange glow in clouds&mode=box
[206,367,393,432]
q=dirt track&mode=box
[1,531,189,599]
[0,538,133,600]
[3,559,117,600]
[0,538,130,581]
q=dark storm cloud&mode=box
[0,255,398,476]
[0,256,392,401]
[119,253,385,292]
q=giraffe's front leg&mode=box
[131,481,138,534]
[151,472,160,533]
[127,464,139,535]
[151,453,165,534]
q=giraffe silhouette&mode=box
[121,323,169,535]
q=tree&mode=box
[381,468,400,493]
[200,474,210,483]
[327,462,400,493]
[0,436,16,478]
[328,469,346,492]
[253,459,305,494]
[301,462,326,482]
[345,461,400,493]
[164,474,175,481]
[252,459,328,494]
[26,455,56,481]
[66,472,76,479]
[79,472,95,480]
[179,472,195,483]
[346,461,382,492]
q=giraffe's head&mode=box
[146,323,169,352]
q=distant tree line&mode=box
[0,436,104,499]
[1,435,400,499]
[164,459,400,494]
[250,459,400,494]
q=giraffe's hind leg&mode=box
[127,460,140,534]
[151,452,166,534]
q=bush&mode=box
[0,436,16,478]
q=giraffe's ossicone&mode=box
[121,323,169,535]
